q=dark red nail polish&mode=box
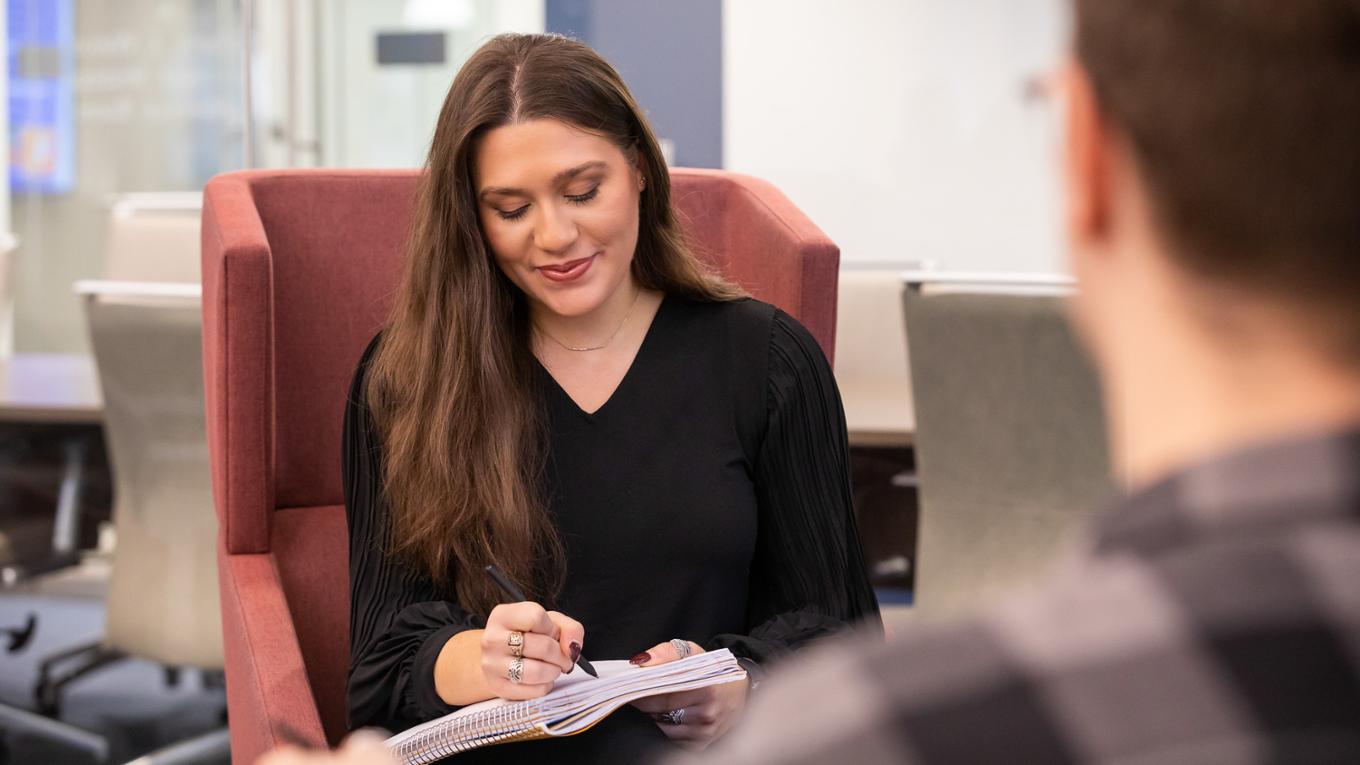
[570,642,582,662]
[629,651,651,665]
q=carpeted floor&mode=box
[0,564,228,764]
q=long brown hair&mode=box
[366,33,741,618]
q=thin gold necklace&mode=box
[535,288,642,352]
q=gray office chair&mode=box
[903,277,1114,621]
[19,284,228,763]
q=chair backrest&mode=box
[0,233,17,358]
[82,284,223,667]
[103,194,203,283]
[903,279,1112,620]
[200,168,839,745]
[833,269,914,445]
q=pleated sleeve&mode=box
[343,336,480,732]
[708,310,882,665]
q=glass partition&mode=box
[5,0,545,354]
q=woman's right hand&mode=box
[480,602,584,700]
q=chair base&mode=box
[35,641,127,716]
[0,702,110,763]
[0,704,229,765]
[124,726,230,765]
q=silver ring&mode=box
[660,708,685,725]
[507,657,524,684]
[670,639,692,660]
[507,631,524,658]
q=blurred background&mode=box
[5,0,1067,358]
[0,1,1080,762]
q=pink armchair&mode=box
[200,168,839,763]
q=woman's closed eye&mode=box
[565,185,599,205]
[496,204,530,221]
[494,185,598,221]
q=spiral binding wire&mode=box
[394,700,543,764]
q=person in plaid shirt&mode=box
[664,0,1360,763]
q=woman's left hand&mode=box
[628,640,750,749]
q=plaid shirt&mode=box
[672,429,1360,764]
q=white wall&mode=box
[724,0,1069,272]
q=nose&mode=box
[533,203,579,254]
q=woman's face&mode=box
[474,118,643,320]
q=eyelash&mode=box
[495,186,599,221]
[567,186,599,205]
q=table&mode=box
[0,354,103,584]
[841,379,915,448]
[0,354,102,424]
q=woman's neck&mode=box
[531,276,644,351]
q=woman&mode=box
[345,33,878,762]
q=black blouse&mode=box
[344,297,880,761]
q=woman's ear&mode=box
[629,148,646,192]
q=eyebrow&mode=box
[479,161,608,200]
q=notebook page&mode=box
[545,666,748,734]
[535,653,741,720]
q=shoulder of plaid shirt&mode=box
[665,428,1360,765]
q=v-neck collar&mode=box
[536,294,672,419]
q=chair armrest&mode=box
[202,172,275,555]
[219,551,327,764]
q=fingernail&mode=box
[629,651,651,665]
[570,642,582,662]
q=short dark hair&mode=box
[1075,0,1360,340]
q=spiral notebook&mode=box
[384,649,747,763]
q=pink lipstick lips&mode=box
[538,254,596,283]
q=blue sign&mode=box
[8,0,75,194]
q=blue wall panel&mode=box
[546,0,722,169]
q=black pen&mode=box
[485,564,599,678]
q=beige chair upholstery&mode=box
[83,286,223,667]
[834,270,915,447]
[0,233,16,358]
[903,279,1113,620]
[0,237,11,567]
[102,194,202,283]
[91,196,214,665]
